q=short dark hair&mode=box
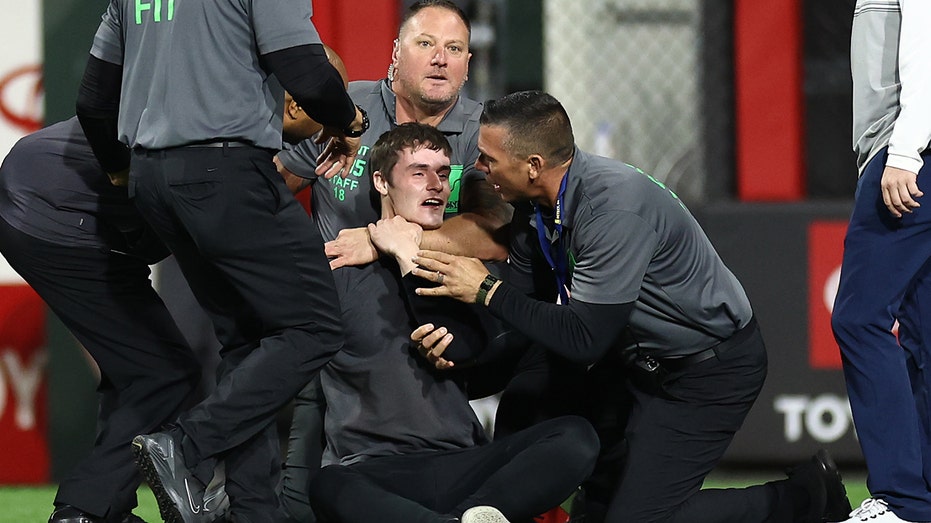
[480,91,575,165]
[370,122,453,185]
[400,0,471,37]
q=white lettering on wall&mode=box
[0,348,47,430]
[774,393,854,443]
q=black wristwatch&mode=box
[344,106,369,138]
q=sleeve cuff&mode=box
[886,151,924,175]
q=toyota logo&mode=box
[0,64,43,134]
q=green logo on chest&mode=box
[445,165,463,214]
[135,0,174,24]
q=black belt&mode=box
[658,317,759,372]
[181,140,252,148]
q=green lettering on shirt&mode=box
[634,164,686,210]
[135,0,173,24]
[445,165,463,214]
[350,158,366,177]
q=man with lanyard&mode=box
[75,0,366,521]
[410,90,852,523]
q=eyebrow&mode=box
[413,32,468,46]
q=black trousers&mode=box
[129,146,343,522]
[583,322,801,523]
[279,375,326,523]
[0,217,199,520]
[308,416,599,523]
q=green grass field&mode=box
[0,471,870,523]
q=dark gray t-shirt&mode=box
[321,260,487,466]
[90,0,321,149]
[0,117,143,248]
[510,149,753,357]
[277,79,483,241]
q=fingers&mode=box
[328,257,346,271]
[410,324,454,369]
[423,328,455,370]
[107,170,129,187]
[415,250,454,264]
[410,323,436,342]
[884,184,918,217]
[420,326,448,350]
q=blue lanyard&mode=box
[535,172,570,304]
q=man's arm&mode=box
[274,156,314,195]
[76,55,129,185]
[881,0,931,217]
[261,44,365,179]
[410,250,633,366]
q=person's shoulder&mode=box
[348,80,385,107]
[349,80,381,96]
[571,151,652,209]
[456,94,484,122]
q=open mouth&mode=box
[422,198,445,208]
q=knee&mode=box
[830,301,870,344]
[551,416,601,476]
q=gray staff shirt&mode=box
[321,260,487,466]
[89,0,322,149]
[277,79,483,241]
[510,149,753,357]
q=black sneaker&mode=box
[786,449,852,523]
[48,505,103,523]
[132,432,219,523]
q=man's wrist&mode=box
[344,106,369,137]
[475,274,500,306]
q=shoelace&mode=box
[850,499,889,519]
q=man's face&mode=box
[381,146,451,230]
[475,125,529,203]
[392,6,471,109]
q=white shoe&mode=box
[461,506,510,523]
[840,499,919,522]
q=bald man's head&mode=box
[282,45,349,144]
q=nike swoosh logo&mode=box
[185,478,201,514]
[203,488,223,512]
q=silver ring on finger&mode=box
[437,272,444,284]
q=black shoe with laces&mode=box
[132,431,221,523]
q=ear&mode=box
[527,154,545,181]
[285,99,302,121]
[373,170,390,196]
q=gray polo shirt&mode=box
[89,0,322,149]
[0,117,142,248]
[511,149,752,357]
[277,79,483,241]
[321,260,487,466]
